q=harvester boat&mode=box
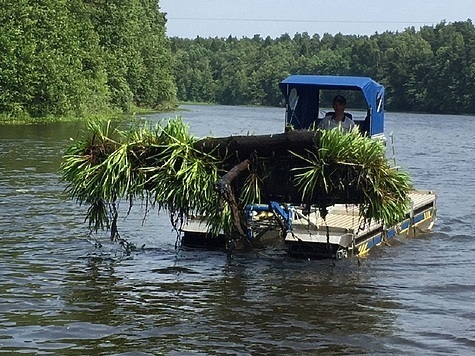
[181,75,436,259]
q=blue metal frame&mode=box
[245,201,293,238]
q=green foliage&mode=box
[61,120,413,241]
[0,0,176,120]
[292,128,412,226]
[170,20,475,114]
[61,118,227,238]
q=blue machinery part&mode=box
[245,201,293,239]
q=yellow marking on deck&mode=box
[414,209,433,227]
[358,242,370,256]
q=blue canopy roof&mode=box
[279,75,385,136]
[281,75,380,89]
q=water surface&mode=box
[0,106,474,354]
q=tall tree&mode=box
[0,0,108,117]
[0,0,176,119]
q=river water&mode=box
[1,105,474,355]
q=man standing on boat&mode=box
[318,95,355,132]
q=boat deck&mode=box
[181,190,437,258]
[294,191,435,233]
[285,190,437,249]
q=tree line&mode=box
[1,3,474,120]
[0,0,176,119]
[170,20,475,114]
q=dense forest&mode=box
[1,2,474,119]
[0,0,176,119]
[170,20,475,114]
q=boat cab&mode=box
[280,74,385,137]
[182,75,437,259]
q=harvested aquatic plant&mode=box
[61,118,412,245]
[292,128,412,226]
[61,119,224,239]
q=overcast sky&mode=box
[160,0,474,38]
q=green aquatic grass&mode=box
[292,127,412,226]
[61,118,228,238]
[61,120,413,243]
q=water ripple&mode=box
[1,111,474,354]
